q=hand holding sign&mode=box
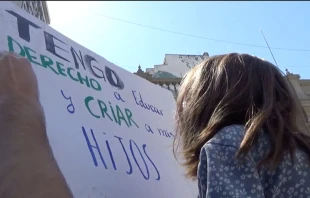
[0,51,38,100]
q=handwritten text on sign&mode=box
[0,3,197,198]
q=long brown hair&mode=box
[174,53,310,179]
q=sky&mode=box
[47,1,310,79]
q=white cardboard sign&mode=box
[0,2,197,198]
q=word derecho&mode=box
[6,10,124,93]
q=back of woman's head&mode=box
[174,53,310,179]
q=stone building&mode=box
[285,70,310,132]
[135,53,310,132]
[136,53,209,98]
[145,52,209,78]
[11,1,50,24]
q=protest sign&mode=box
[0,2,197,198]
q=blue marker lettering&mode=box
[82,126,108,169]
[114,135,133,175]
[130,140,150,180]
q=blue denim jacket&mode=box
[198,125,310,198]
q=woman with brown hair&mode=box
[174,53,310,198]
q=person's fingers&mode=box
[0,51,23,60]
[0,52,39,100]
[0,52,32,72]
[0,52,33,73]
[0,52,31,66]
[0,53,32,83]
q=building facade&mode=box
[285,71,310,132]
[145,52,209,78]
[11,1,50,24]
[137,53,209,98]
[135,53,310,132]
